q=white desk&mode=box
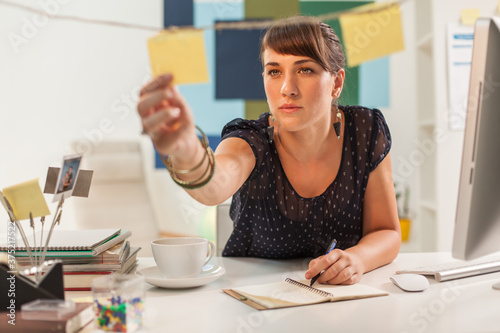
[70,252,500,333]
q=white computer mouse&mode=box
[390,273,429,292]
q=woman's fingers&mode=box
[140,74,173,97]
[323,266,356,285]
[137,73,196,157]
[138,88,175,118]
[142,106,181,131]
[306,251,339,279]
[306,250,363,285]
[315,254,347,283]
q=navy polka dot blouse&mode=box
[221,105,391,259]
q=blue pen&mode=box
[310,239,337,286]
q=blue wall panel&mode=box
[359,57,390,108]
[164,0,193,27]
[215,23,267,100]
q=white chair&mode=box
[70,139,159,257]
[215,201,233,256]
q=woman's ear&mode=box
[331,68,345,99]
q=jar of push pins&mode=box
[92,274,144,332]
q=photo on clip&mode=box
[53,154,82,202]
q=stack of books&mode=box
[1,228,141,291]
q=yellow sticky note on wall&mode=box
[461,9,480,26]
[148,29,209,84]
[3,179,50,220]
[339,3,405,67]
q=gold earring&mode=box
[267,113,275,144]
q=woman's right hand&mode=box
[137,74,198,159]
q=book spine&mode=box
[64,271,114,275]
[64,287,92,291]
[12,252,94,257]
[63,271,113,291]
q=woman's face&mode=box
[262,48,343,132]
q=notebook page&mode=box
[233,280,330,309]
[312,281,389,300]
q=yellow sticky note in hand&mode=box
[461,9,480,26]
[2,179,50,220]
[339,3,405,68]
[148,29,209,85]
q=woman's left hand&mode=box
[305,249,365,285]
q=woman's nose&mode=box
[280,75,298,97]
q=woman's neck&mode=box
[273,110,343,165]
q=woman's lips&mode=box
[279,104,302,113]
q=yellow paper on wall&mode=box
[339,3,404,67]
[148,29,209,84]
[460,9,480,26]
[2,179,50,220]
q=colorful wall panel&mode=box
[156,0,391,168]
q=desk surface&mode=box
[69,252,500,333]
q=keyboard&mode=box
[396,254,500,282]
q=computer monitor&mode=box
[452,17,500,262]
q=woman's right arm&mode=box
[137,74,255,205]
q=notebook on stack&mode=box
[1,228,140,291]
[1,228,131,257]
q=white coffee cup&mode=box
[151,237,215,279]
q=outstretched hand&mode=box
[305,249,365,285]
[137,74,197,157]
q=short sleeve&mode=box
[368,109,391,171]
[221,113,269,166]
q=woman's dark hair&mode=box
[260,16,345,74]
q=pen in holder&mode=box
[0,155,93,308]
[0,191,67,309]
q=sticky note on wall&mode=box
[339,3,404,67]
[148,29,209,84]
[460,9,480,26]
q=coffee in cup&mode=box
[151,237,215,279]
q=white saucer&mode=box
[136,264,225,289]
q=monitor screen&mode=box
[452,17,500,260]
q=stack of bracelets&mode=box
[161,126,215,190]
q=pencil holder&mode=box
[92,274,144,333]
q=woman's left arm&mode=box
[305,153,401,284]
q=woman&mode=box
[138,16,401,285]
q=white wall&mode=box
[0,0,163,232]
[382,0,419,251]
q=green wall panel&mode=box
[245,100,270,120]
[245,0,300,19]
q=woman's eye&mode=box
[299,67,313,74]
[267,69,280,76]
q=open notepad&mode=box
[223,278,388,310]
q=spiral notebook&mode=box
[0,228,127,256]
[223,278,388,310]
